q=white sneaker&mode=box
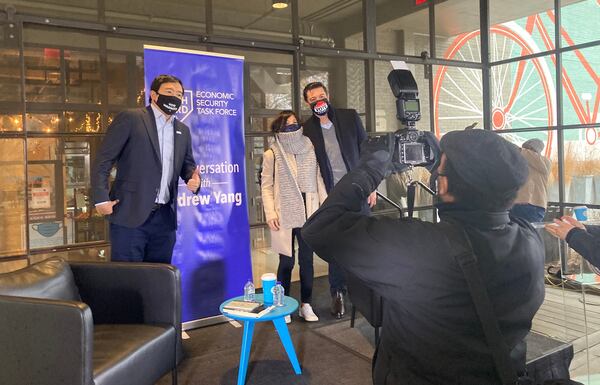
[284,315,291,324]
[299,303,319,322]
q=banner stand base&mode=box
[183,314,229,331]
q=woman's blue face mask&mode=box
[280,123,300,132]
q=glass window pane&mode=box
[107,54,128,106]
[9,1,98,22]
[375,61,430,133]
[561,0,600,47]
[26,113,61,133]
[563,127,600,205]
[24,27,100,49]
[0,139,26,257]
[213,0,291,43]
[1,114,23,132]
[432,65,482,134]
[299,0,364,50]
[300,56,366,118]
[435,0,480,62]
[249,63,292,110]
[29,246,110,264]
[105,0,206,34]
[27,137,108,250]
[491,56,557,130]
[24,47,62,103]
[0,47,21,102]
[246,136,271,225]
[490,0,555,62]
[376,2,429,56]
[66,51,101,104]
[65,111,103,133]
[561,46,600,126]
[249,116,277,133]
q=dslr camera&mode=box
[387,69,438,169]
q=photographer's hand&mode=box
[358,133,395,189]
[419,131,442,172]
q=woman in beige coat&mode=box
[261,110,327,322]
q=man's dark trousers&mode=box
[110,204,176,263]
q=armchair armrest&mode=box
[0,295,94,385]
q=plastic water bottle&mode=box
[243,279,255,302]
[272,281,285,307]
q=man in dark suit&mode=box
[302,81,375,318]
[92,74,200,263]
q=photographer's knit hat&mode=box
[440,129,528,197]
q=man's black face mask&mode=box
[310,99,329,116]
[156,94,182,115]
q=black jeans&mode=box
[277,227,314,303]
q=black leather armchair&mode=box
[0,258,181,385]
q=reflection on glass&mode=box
[250,116,277,133]
[376,2,429,55]
[65,111,103,133]
[0,139,26,257]
[301,57,365,115]
[213,0,291,43]
[561,46,600,126]
[66,51,101,104]
[299,0,363,49]
[491,57,557,130]
[0,48,22,101]
[135,56,145,106]
[29,246,110,264]
[105,0,205,34]
[562,128,600,205]
[249,65,292,110]
[0,115,23,132]
[24,47,62,102]
[246,136,271,225]
[27,137,58,161]
[26,113,61,133]
[435,0,480,61]
[375,61,430,133]
[107,54,128,105]
[433,65,482,134]
[26,137,108,250]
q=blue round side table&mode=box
[220,294,302,385]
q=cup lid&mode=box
[261,273,277,280]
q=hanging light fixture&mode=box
[272,0,289,9]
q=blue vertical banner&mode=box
[144,45,252,323]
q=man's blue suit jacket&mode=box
[92,106,197,229]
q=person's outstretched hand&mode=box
[545,216,585,240]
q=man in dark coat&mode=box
[92,74,200,263]
[302,129,545,385]
[302,81,375,318]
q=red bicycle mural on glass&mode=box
[433,3,600,155]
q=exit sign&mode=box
[416,0,428,4]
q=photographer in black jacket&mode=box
[302,129,545,385]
